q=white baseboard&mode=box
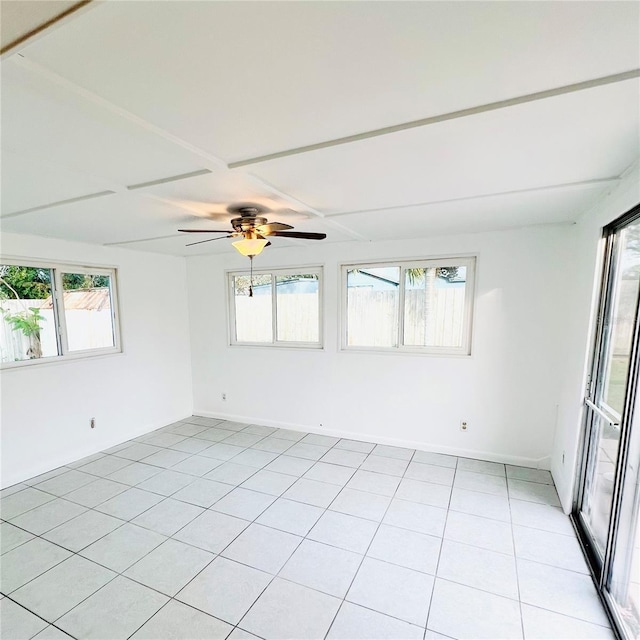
[551,459,573,514]
[4,409,553,490]
[195,409,552,470]
[1,414,191,489]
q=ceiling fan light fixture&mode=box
[232,237,269,257]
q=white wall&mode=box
[188,224,573,468]
[552,164,640,512]
[0,233,193,487]
[8,174,636,494]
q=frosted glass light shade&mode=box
[232,238,268,257]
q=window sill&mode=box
[229,342,324,351]
[340,346,472,358]
[0,348,124,371]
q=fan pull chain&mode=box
[249,255,254,298]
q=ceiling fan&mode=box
[179,204,326,256]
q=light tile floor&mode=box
[1,417,614,640]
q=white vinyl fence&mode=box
[235,293,320,343]
[0,300,57,362]
[614,278,639,356]
[347,288,466,347]
[275,291,319,342]
[64,309,114,351]
[0,298,113,362]
[234,287,465,347]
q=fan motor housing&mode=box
[230,215,268,233]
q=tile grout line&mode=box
[6,496,236,636]
[135,431,351,637]
[1,429,260,611]
[2,416,605,638]
[0,434,545,561]
[0,464,577,572]
[0,419,274,633]
[423,454,458,638]
[1,592,81,640]
[5,481,592,635]
[2,531,603,629]
[123,598,175,640]
[322,446,424,639]
[508,471,527,640]
[3,421,551,513]
[232,435,367,637]
[4,422,322,563]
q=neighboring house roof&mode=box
[251,278,319,295]
[350,269,467,291]
[42,288,111,310]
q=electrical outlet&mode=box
[222,393,227,401]
[90,417,95,429]
[460,420,468,431]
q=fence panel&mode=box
[348,288,465,347]
[0,300,57,362]
[65,310,114,351]
[276,293,319,342]
[347,290,398,346]
[234,288,466,348]
[0,299,114,362]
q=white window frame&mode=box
[227,265,323,349]
[1,257,122,369]
[341,256,476,356]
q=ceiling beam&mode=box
[324,177,622,219]
[11,55,229,171]
[241,172,368,241]
[1,0,93,56]
[103,234,183,247]
[2,190,116,219]
[229,69,640,169]
[127,169,212,191]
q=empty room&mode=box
[1,1,639,639]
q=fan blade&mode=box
[256,222,294,235]
[186,235,234,247]
[269,231,327,240]
[178,229,231,233]
[252,234,272,248]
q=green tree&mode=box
[0,266,110,300]
[623,221,640,279]
[233,274,273,296]
[0,267,49,360]
[406,267,461,284]
[352,267,462,287]
[62,273,110,290]
[0,266,51,300]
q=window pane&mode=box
[276,274,319,342]
[62,273,115,351]
[581,411,620,556]
[602,220,640,415]
[0,265,59,362]
[609,397,640,640]
[347,267,399,347]
[233,275,272,342]
[404,266,467,348]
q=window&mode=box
[0,261,120,366]
[229,267,322,347]
[342,257,475,355]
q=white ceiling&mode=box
[1,1,639,256]
[0,0,81,51]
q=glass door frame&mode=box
[572,203,640,640]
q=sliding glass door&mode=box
[609,397,640,639]
[575,205,640,640]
